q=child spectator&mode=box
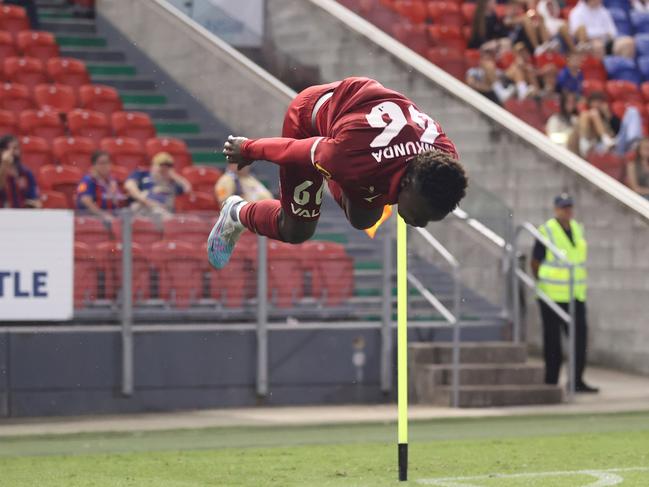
[124,151,192,217]
[556,52,584,94]
[504,0,551,54]
[76,150,124,222]
[546,91,580,152]
[0,135,41,209]
[466,44,516,104]
[626,137,649,198]
[507,41,540,99]
[537,0,576,52]
[468,0,511,52]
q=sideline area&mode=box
[1,363,648,437]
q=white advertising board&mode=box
[0,210,74,321]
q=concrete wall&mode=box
[264,0,649,374]
[98,0,294,138]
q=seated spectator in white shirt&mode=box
[569,0,635,58]
[537,0,576,52]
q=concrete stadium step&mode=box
[93,77,157,91]
[410,342,528,366]
[420,384,563,407]
[414,363,545,387]
[181,135,224,149]
[61,48,126,63]
[41,19,95,33]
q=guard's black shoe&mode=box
[575,382,600,394]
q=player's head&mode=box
[91,150,111,178]
[0,135,20,162]
[398,150,467,227]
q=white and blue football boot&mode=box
[207,195,246,269]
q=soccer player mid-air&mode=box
[208,77,468,269]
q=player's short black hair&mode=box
[408,150,468,214]
[0,134,17,151]
[91,150,109,165]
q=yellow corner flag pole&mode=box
[397,214,408,481]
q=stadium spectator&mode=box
[507,41,540,99]
[531,194,598,393]
[577,91,642,156]
[556,53,584,94]
[625,137,649,198]
[124,151,191,217]
[466,44,517,104]
[503,0,552,55]
[538,63,559,97]
[0,134,41,208]
[76,150,124,221]
[546,91,580,151]
[569,0,635,59]
[631,0,649,12]
[468,0,511,52]
[536,0,576,53]
[215,162,272,206]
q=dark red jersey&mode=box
[240,77,458,208]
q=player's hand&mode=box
[223,135,253,170]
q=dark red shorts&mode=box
[279,83,338,222]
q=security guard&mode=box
[531,193,599,393]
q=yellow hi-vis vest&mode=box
[537,218,588,303]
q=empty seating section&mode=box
[340,0,649,185]
[73,214,356,310]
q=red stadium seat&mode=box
[428,2,464,28]
[150,240,203,308]
[174,191,218,212]
[394,0,428,23]
[267,240,304,308]
[391,21,429,56]
[0,82,33,114]
[79,84,123,117]
[67,109,111,144]
[0,109,16,135]
[587,152,625,180]
[75,215,118,244]
[34,83,77,113]
[606,80,642,103]
[41,189,68,209]
[461,2,476,23]
[582,79,605,97]
[641,81,649,102]
[163,215,211,245]
[426,47,466,80]
[535,52,566,70]
[497,50,516,70]
[581,56,607,82]
[16,31,60,62]
[53,136,96,171]
[145,137,191,170]
[19,135,52,172]
[18,109,65,144]
[4,56,46,91]
[181,165,222,194]
[38,164,82,208]
[132,217,162,245]
[0,5,30,38]
[0,30,17,60]
[427,25,466,51]
[201,240,246,308]
[47,57,91,91]
[302,241,354,306]
[542,95,560,119]
[74,241,99,308]
[111,111,156,144]
[96,241,151,303]
[100,137,146,172]
[504,98,546,131]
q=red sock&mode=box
[239,200,283,240]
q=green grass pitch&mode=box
[1,411,649,486]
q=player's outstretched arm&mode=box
[225,134,330,168]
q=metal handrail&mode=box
[411,226,461,408]
[512,222,577,401]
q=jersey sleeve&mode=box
[240,137,334,167]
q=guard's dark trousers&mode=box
[538,299,588,385]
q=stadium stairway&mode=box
[35,0,231,169]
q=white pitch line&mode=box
[417,466,649,487]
